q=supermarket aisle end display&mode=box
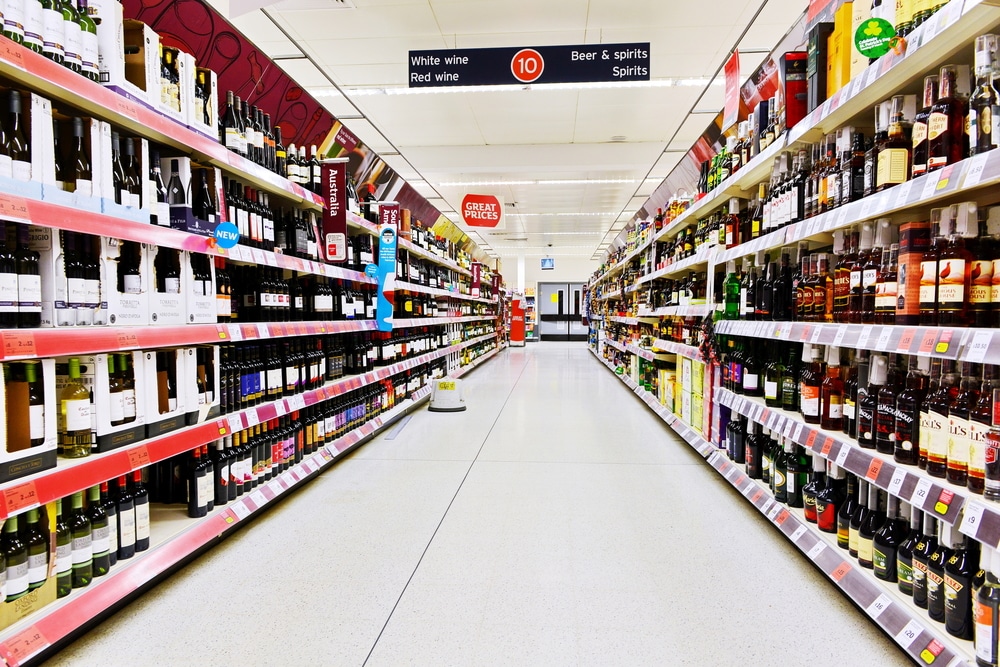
[588,1,1000,664]
[0,1,506,664]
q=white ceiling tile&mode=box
[430,0,589,36]
[278,5,441,40]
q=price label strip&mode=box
[790,525,807,543]
[866,593,891,620]
[0,626,50,664]
[888,467,908,496]
[911,477,933,508]
[875,327,894,351]
[3,481,39,516]
[964,330,993,363]
[960,499,987,539]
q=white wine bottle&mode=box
[59,357,91,458]
[2,515,28,602]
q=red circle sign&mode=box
[511,49,544,83]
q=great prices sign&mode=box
[461,194,505,230]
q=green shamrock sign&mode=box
[855,17,897,58]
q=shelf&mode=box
[347,214,474,277]
[594,289,623,302]
[650,339,703,362]
[0,39,323,210]
[636,304,711,318]
[714,388,1000,549]
[713,320,973,362]
[393,279,495,304]
[0,334,495,520]
[636,245,718,285]
[0,374,452,666]
[590,347,973,666]
[451,346,501,378]
[590,232,656,287]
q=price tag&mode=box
[921,171,942,201]
[767,504,781,521]
[811,326,823,343]
[875,327,894,351]
[831,561,852,581]
[1,330,36,360]
[250,490,266,507]
[257,323,270,338]
[3,481,38,515]
[918,330,938,355]
[895,328,917,353]
[832,327,848,347]
[835,444,850,467]
[267,480,283,495]
[782,418,795,437]
[859,197,876,219]
[751,490,764,503]
[866,66,879,87]
[856,325,874,349]
[964,152,991,188]
[912,478,933,507]
[289,468,302,482]
[114,96,140,120]
[893,180,915,209]
[274,400,288,417]
[792,423,804,443]
[227,413,244,433]
[228,324,244,341]
[806,431,818,450]
[895,619,923,648]
[965,330,993,363]
[761,498,775,514]
[116,331,141,350]
[127,445,150,470]
[960,499,987,536]
[866,458,883,481]
[0,40,26,70]
[888,467,907,496]
[244,409,261,428]
[851,74,865,98]
[820,436,834,457]
[231,501,251,520]
[0,626,50,664]
[867,594,891,619]
[790,525,807,543]
[807,541,826,560]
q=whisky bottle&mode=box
[970,35,1000,154]
[912,75,938,178]
[928,64,970,171]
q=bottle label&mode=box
[123,388,136,420]
[63,397,90,432]
[919,260,938,303]
[971,259,992,304]
[23,2,42,49]
[858,537,874,564]
[873,547,889,576]
[55,542,72,573]
[927,411,950,461]
[827,398,843,419]
[64,21,82,67]
[118,507,135,547]
[948,416,971,466]
[121,274,141,294]
[927,111,949,140]
[29,403,44,440]
[6,560,28,597]
[876,280,897,311]
[876,148,909,186]
[849,269,862,291]
[135,503,150,540]
[109,389,125,423]
[764,380,778,401]
[81,31,98,77]
[843,398,855,421]
[71,534,92,564]
[0,272,16,313]
[197,472,212,508]
[862,268,878,289]
[938,259,966,303]
[91,524,109,554]
[12,159,30,182]
[800,385,820,417]
[164,277,181,294]
[84,277,100,307]
[42,8,64,58]
[976,601,996,663]
[67,276,86,308]
[898,559,914,587]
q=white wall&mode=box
[503,255,600,289]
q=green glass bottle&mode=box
[68,491,92,588]
[54,498,72,597]
[41,0,64,64]
[24,508,48,591]
[723,260,740,320]
[2,515,29,602]
[76,0,98,81]
[87,485,109,577]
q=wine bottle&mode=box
[87,484,110,576]
[67,490,92,588]
[13,223,41,328]
[132,470,150,552]
[25,361,45,447]
[115,475,135,560]
[100,481,117,568]
[60,0,82,74]
[193,169,216,222]
[68,117,92,196]
[928,65,970,171]
[166,159,187,206]
[119,354,137,424]
[24,508,47,592]
[122,137,142,209]
[40,0,63,63]
[59,357,92,458]
[77,0,98,81]
[2,515,28,602]
[7,91,30,182]
[54,498,72,597]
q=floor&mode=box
[50,343,906,666]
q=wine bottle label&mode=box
[64,20,81,67]
[91,524,109,555]
[71,534,92,563]
[827,398,843,419]
[63,397,90,431]
[197,472,212,507]
[164,277,180,294]
[29,404,44,440]
[81,31,98,77]
[975,601,996,663]
[898,558,914,588]
[800,385,820,417]
[23,1,42,49]
[109,390,125,423]
[28,549,49,584]
[155,202,171,228]
[130,191,141,210]
[55,542,72,573]
[937,259,966,303]
[84,277,100,307]
[66,276,86,308]
[6,560,28,597]
[42,8,64,57]
[118,507,135,547]
[135,504,150,540]
[225,128,241,151]
[122,388,136,420]
[0,272,17,313]
[73,177,93,197]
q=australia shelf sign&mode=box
[408,43,650,87]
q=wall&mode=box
[504,255,600,290]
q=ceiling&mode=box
[212,0,806,264]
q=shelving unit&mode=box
[523,288,537,341]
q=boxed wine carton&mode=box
[30,226,107,327]
[148,246,187,325]
[61,351,146,452]
[142,348,188,437]
[157,45,185,123]
[0,358,57,483]
[0,501,58,631]
[42,115,103,213]
[102,237,151,326]
[184,58,219,140]
[91,0,158,107]
[182,345,220,425]
[184,252,216,324]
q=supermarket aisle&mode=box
[51,343,905,666]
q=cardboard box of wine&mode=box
[148,246,188,326]
[157,45,186,124]
[142,348,189,438]
[0,501,58,631]
[102,237,152,326]
[184,59,220,140]
[181,345,220,425]
[90,0,159,108]
[90,352,147,452]
[42,115,104,214]
[184,252,216,324]
[0,359,57,483]
[29,226,108,328]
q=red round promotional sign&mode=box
[511,48,544,83]
[461,194,503,228]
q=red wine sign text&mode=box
[408,43,650,87]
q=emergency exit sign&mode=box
[408,43,650,87]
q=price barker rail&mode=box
[714,388,1000,553]
[0,39,323,209]
[0,332,497,522]
[588,347,973,666]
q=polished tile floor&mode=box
[52,343,906,666]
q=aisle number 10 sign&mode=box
[512,49,544,83]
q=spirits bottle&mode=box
[912,75,938,178]
[895,356,930,465]
[897,503,922,596]
[876,95,912,190]
[976,547,1000,665]
[938,203,977,327]
[799,344,823,424]
[926,360,960,478]
[838,472,859,551]
[970,368,998,494]
[802,454,826,523]
[944,523,978,640]
[848,222,874,324]
[851,480,873,562]
[858,355,886,449]
[722,260,739,320]
[820,346,844,431]
[947,361,980,487]
[876,355,903,455]
[928,64,970,171]
[971,35,1000,154]
[817,463,845,535]
[875,243,899,324]
[920,208,946,326]
[874,495,909,582]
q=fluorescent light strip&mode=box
[313,77,720,97]
[486,231,604,236]
[439,178,650,187]
[513,212,617,217]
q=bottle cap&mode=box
[832,230,845,254]
[729,198,741,214]
[812,453,826,472]
[726,260,736,274]
[826,346,840,366]
[868,354,887,386]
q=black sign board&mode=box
[408,43,650,87]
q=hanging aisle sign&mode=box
[408,43,650,88]
[471,263,482,298]
[723,50,741,131]
[321,158,348,263]
[374,202,399,332]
